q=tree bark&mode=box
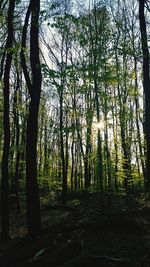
[1,0,15,242]
[21,0,41,237]
[139,0,150,193]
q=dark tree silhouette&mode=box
[1,0,16,242]
[21,0,42,237]
[139,0,150,193]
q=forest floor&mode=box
[0,191,150,267]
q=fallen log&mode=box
[61,254,131,267]
[19,239,82,267]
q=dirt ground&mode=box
[0,192,150,267]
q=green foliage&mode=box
[0,0,145,212]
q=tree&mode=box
[21,0,41,237]
[139,0,150,194]
[1,0,16,242]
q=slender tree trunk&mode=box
[134,55,146,186]
[71,137,75,190]
[60,92,67,204]
[44,125,49,176]
[65,109,69,187]
[84,89,93,188]
[10,121,16,189]
[94,64,103,191]
[26,96,41,237]
[115,47,131,193]
[11,68,21,213]
[26,0,41,237]
[104,85,112,192]
[19,115,26,181]
[139,0,150,193]
[1,0,15,242]
[38,116,43,176]
[112,87,118,192]
[92,5,103,192]
[21,0,41,237]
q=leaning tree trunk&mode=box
[139,0,150,193]
[1,0,15,242]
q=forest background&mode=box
[0,0,150,244]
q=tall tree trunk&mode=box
[44,125,49,177]
[71,136,75,190]
[1,0,15,242]
[139,0,150,193]
[134,55,146,187]
[94,65,103,191]
[10,67,21,213]
[60,92,67,204]
[84,88,93,188]
[92,4,103,192]
[112,87,118,192]
[26,0,41,237]
[14,68,21,213]
[104,84,112,192]
[21,0,41,237]
[115,47,131,193]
